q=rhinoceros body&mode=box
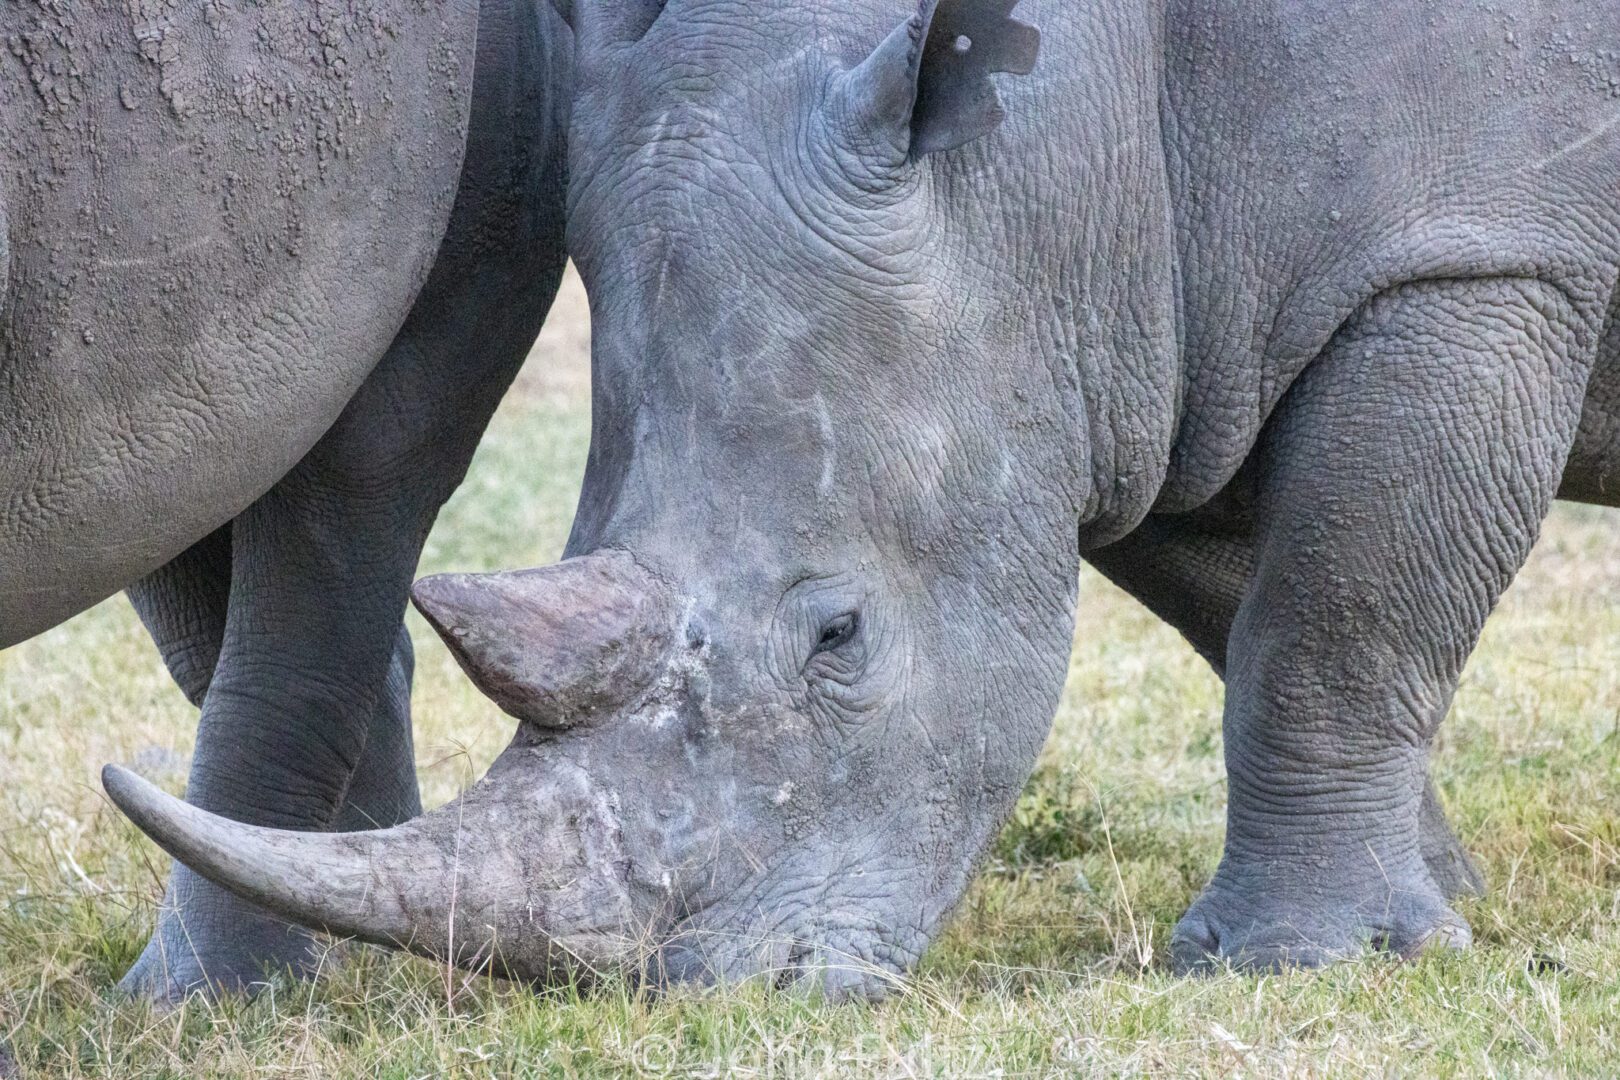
[1,1,472,639]
[3,0,571,997]
[105,0,1620,995]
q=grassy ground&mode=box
[1,272,1617,1076]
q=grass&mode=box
[0,272,1617,1076]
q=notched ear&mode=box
[912,0,1041,156]
[832,0,1040,164]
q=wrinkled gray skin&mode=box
[3,1,570,998]
[111,0,1620,997]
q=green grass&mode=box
[2,288,1618,1075]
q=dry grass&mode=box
[0,272,1616,1076]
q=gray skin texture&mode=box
[1,1,475,641]
[3,1,571,999]
[111,0,1620,996]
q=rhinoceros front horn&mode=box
[102,750,644,981]
[411,551,674,728]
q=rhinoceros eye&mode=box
[812,612,859,657]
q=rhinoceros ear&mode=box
[833,0,1040,162]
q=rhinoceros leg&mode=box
[127,526,234,712]
[1087,509,1486,900]
[113,0,570,1002]
[1168,277,1592,973]
[128,526,421,827]
[118,317,557,1004]
[1557,311,1620,507]
[1085,506,1254,677]
[121,533,421,1000]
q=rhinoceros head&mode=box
[107,0,1093,1000]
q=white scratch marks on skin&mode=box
[814,392,837,495]
[95,235,215,272]
[641,109,679,314]
[640,107,679,163]
[1531,106,1620,171]
[997,447,1016,494]
[651,238,674,317]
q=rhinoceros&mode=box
[108,0,1620,996]
[2,0,571,998]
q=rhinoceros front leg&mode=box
[126,526,234,712]
[1169,277,1592,972]
[1085,507,1254,677]
[108,0,567,1002]
[115,301,559,1004]
[1086,511,1486,901]
[117,481,436,1000]
[120,526,421,1000]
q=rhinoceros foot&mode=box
[117,867,328,1005]
[1418,780,1487,901]
[1168,856,1472,975]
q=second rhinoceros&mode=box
[3,0,572,999]
[111,0,1620,995]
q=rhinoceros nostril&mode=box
[775,941,815,990]
[685,618,708,651]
